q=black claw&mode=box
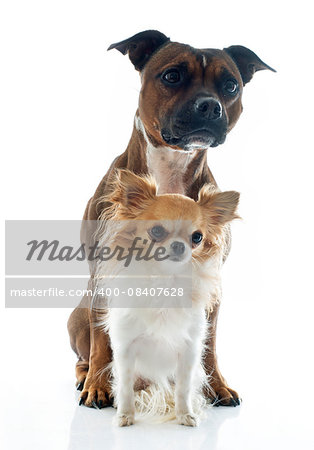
[98,400,104,409]
[210,392,241,407]
[211,397,220,406]
[91,400,100,410]
[76,382,84,391]
[105,392,114,406]
[78,397,84,406]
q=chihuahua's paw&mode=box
[115,413,135,427]
[177,413,198,427]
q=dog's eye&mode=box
[223,79,238,95]
[162,69,181,85]
[149,225,167,241]
[191,231,203,246]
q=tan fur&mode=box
[95,171,239,423]
[67,30,273,409]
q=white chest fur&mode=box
[108,306,206,380]
[135,116,197,195]
[146,145,197,195]
[106,304,208,425]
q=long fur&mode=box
[91,170,239,425]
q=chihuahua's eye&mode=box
[162,68,181,85]
[191,231,203,246]
[223,79,239,95]
[149,225,167,241]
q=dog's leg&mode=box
[175,343,199,427]
[114,347,135,427]
[67,303,90,391]
[204,300,241,406]
[75,359,89,391]
[78,307,113,409]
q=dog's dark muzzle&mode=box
[161,96,228,150]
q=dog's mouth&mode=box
[161,129,226,150]
[168,254,185,262]
[180,130,220,148]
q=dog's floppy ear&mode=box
[198,185,240,227]
[109,169,157,216]
[108,30,170,71]
[224,45,276,85]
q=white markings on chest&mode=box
[146,145,197,195]
[202,54,207,69]
[135,116,197,195]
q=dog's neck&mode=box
[124,113,215,197]
[135,115,198,195]
[147,145,196,195]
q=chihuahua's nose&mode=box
[195,97,222,120]
[171,241,185,255]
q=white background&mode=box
[1,1,314,449]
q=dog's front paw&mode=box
[209,385,241,407]
[204,379,241,407]
[78,375,113,409]
[115,413,135,427]
[177,413,198,427]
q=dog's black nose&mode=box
[195,97,222,120]
[171,241,185,255]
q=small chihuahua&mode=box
[94,170,240,426]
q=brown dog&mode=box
[67,30,275,409]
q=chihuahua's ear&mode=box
[198,185,240,226]
[110,169,157,215]
[108,30,170,71]
[224,45,276,85]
